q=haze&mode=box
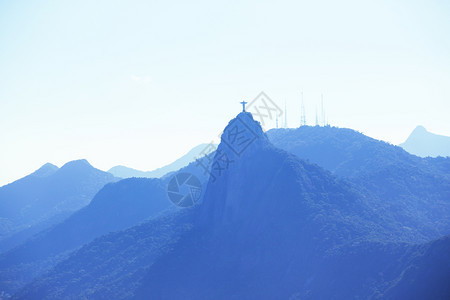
[1,0,449,186]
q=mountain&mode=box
[0,154,214,296]
[14,113,450,299]
[135,113,436,299]
[0,177,173,296]
[29,163,59,178]
[12,209,195,300]
[0,160,118,243]
[108,143,217,178]
[266,126,437,178]
[399,125,450,158]
[267,126,450,241]
[380,235,450,299]
[296,235,450,299]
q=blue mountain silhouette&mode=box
[267,126,450,241]
[0,160,118,246]
[399,125,450,158]
[0,177,174,295]
[12,113,450,299]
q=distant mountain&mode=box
[29,163,59,178]
[0,160,118,243]
[399,125,450,157]
[15,113,450,299]
[108,143,217,178]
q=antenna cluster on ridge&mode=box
[241,92,330,129]
[276,92,329,129]
[301,92,329,127]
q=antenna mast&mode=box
[284,101,287,128]
[315,106,319,126]
[321,94,325,126]
[300,92,306,126]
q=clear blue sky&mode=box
[1,0,449,186]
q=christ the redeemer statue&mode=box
[240,101,248,112]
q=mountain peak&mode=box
[400,126,450,157]
[203,112,271,182]
[60,159,93,171]
[31,163,59,178]
[218,112,268,152]
[226,112,265,136]
[412,125,428,134]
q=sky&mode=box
[0,0,449,186]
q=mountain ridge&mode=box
[267,125,450,241]
[0,160,119,250]
[30,163,59,178]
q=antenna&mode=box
[321,94,325,126]
[284,101,287,128]
[300,92,306,126]
[315,106,319,126]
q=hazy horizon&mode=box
[1,0,449,186]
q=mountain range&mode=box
[0,160,118,252]
[0,177,174,296]
[9,113,450,299]
[0,152,215,297]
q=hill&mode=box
[266,126,445,178]
[0,177,176,296]
[12,209,195,300]
[267,126,450,240]
[399,125,450,157]
[0,160,118,244]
